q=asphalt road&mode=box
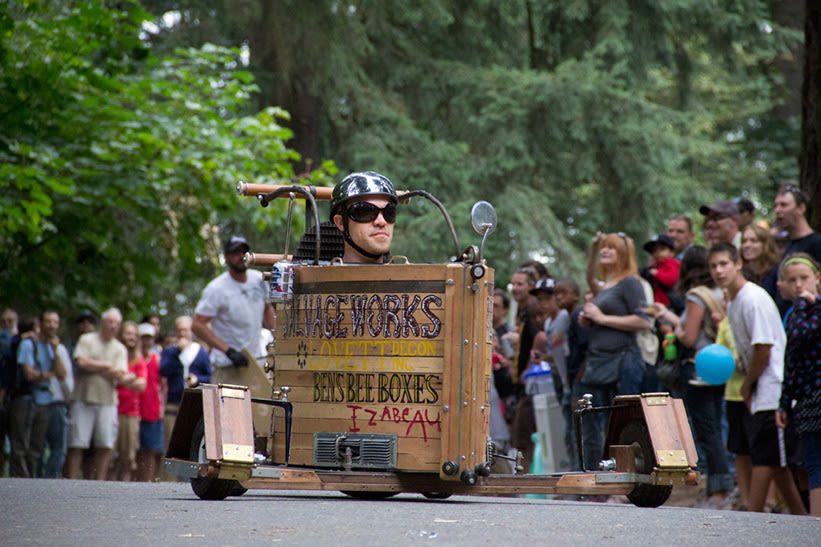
[2,478,819,546]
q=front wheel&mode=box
[618,421,673,508]
[189,417,243,500]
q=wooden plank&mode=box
[266,372,443,405]
[273,350,445,374]
[271,415,442,440]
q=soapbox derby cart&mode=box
[164,182,699,507]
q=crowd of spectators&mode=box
[490,182,821,515]
[0,306,216,482]
[0,235,272,483]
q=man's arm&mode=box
[192,313,247,367]
[76,355,114,373]
[18,340,53,383]
[192,313,229,354]
[263,302,276,331]
[50,338,67,382]
[586,236,602,297]
[740,343,771,408]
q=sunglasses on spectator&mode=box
[347,201,397,224]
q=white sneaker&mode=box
[688,375,710,386]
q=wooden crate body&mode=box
[270,262,494,478]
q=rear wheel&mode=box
[189,417,243,500]
[422,492,452,500]
[618,421,673,508]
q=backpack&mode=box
[0,336,36,400]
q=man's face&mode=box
[224,247,249,274]
[77,318,96,335]
[774,192,804,235]
[1,310,17,333]
[101,313,121,339]
[175,318,193,341]
[510,272,533,305]
[40,312,59,339]
[335,197,395,260]
[666,219,693,254]
[708,251,742,289]
[536,292,558,317]
[554,283,578,312]
[492,295,508,326]
[703,212,736,244]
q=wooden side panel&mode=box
[439,266,493,479]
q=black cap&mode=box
[76,310,96,324]
[224,235,250,254]
[643,234,675,253]
[530,278,556,295]
[734,197,755,214]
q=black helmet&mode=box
[330,171,397,219]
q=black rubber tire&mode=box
[340,491,399,500]
[618,421,673,508]
[189,417,240,501]
[422,492,452,500]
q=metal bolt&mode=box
[443,405,449,412]
[447,279,454,285]
[464,339,469,345]
[463,401,468,407]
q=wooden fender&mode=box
[604,393,698,471]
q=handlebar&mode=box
[238,182,460,262]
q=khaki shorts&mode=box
[115,414,140,468]
[68,401,118,449]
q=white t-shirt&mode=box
[726,281,785,413]
[195,270,267,368]
[543,309,570,389]
[49,344,74,402]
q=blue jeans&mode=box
[574,347,646,471]
[617,347,646,396]
[801,429,821,491]
[682,374,732,495]
[42,403,68,478]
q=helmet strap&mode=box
[342,217,385,261]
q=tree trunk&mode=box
[800,0,821,230]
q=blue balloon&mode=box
[695,344,735,385]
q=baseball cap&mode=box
[224,235,250,254]
[530,278,556,295]
[138,323,156,337]
[642,234,675,253]
[699,200,739,217]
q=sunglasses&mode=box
[347,201,397,224]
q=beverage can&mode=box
[270,260,293,302]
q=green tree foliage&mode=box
[141,1,800,286]
[0,1,333,318]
